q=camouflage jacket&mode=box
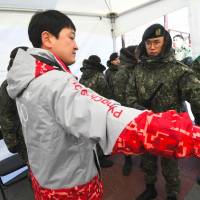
[126,51,200,118]
[79,69,110,98]
[113,53,137,106]
[113,64,135,105]
[105,63,118,99]
[0,80,28,162]
[192,55,200,79]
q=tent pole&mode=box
[107,13,118,52]
[121,34,125,48]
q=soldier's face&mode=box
[145,36,165,57]
[111,57,120,65]
[173,37,184,49]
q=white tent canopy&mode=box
[0,0,200,80]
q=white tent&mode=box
[0,0,200,80]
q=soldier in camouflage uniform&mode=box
[113,45,138,176]
[191,55,200,125]
[192,55,200,80]
[126,24,200,200]
[191,55,200,185]
[0,46,28,162]
[0,128,2,139]
[79,55,113,168]
[173,34,192,62]
[80,55,110,98]
[105,52,120,99]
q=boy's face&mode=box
[42,27,78,65]
[145,36,165,57]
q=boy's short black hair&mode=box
[28,10,76,47]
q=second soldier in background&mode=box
[79,55,113,168]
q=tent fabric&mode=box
[0,12,113,80]
[0,0,157,16]
[0,0,199,81]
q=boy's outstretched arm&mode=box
[113,110,200,158]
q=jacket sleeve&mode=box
[180,72,200,125]
[95,74,111,99]
[52,74,200,158]
[113,110,200,158]
[113,68,129,105]
[0,80,19,152]
[52,74,142,155]
[125,71,139,107]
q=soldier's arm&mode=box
[96,74,111,99]
[113,68,129,105]
[104,70,110,84]
[179,71,200,125]
[0,81,19,152]
[125,71,139,108]
[80,74,99,93]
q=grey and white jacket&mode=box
[7,48,143,189]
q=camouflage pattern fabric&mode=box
[113,64,135,105]
[126,52,200,114]
[79,69,110,99]
[192,55,200,79]
[141,153,180,196]
[191,55,200,125]
[0,128,2,139]
[105,63,118,99]
[113,52,137,105]
[0,80,28,162]
[126,50,200,196]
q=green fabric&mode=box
[0,80,28,162]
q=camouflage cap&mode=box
[142,24,166,41]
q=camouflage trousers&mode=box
[141,153,180,197]
[18,137,28,163]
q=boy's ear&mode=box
[41,31,54,49]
